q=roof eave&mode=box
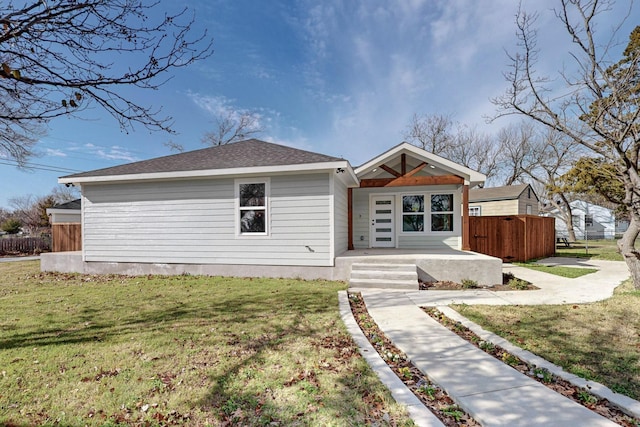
[59,161,357,185]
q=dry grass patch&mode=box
[453,279,640,400]
[555,239,623,261]
[0,261,413,426]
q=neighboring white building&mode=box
[551,200,628,240]
[46,199,81,224]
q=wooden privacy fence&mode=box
[52,223,82,252]
[0,236,51,255]
[469,215,555,262]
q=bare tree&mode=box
[404,113,454,153]
[448,125,501,184]
[404,113,501,183]
[492,0,640,286]
[497,122,537,186]
[202,110,264,146]
[9,194,52,235]
[498,123,583,240]
[50,185,80,204]
[1,1,213,165]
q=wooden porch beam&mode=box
[360,174,464,188]
[379,164,401,177]
[462,184,471,251]
[401,153,406,175]
[404,162,427,178]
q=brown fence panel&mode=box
[524,215,556,261]
[0,236,51,254]
[52,223,82,252]
[469,215,555,262]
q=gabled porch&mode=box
[346,142,486,253]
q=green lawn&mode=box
[513,263,598,278]
[555,239,623,261]
[453,280,640,400]
[0,261,413,426]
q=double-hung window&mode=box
[402,195,425,232]
[469,206,481,216]
[237,179,269,235]
[431,194,454,232]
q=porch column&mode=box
[348,187,354,250]
[462,184,470,251]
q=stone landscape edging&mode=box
[338,291,445,427]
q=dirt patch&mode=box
[420,273,538,291]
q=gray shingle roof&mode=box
[51,199,81,210]
[469,184,537,202]
[62,139,344,179]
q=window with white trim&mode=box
[237,180,268,235]
[469,206,481,216]
[585,214,593,227]
[431,194,454,231]
[402,195,424,232]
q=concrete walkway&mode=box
[347,258,635,426]
[0,256,40,263]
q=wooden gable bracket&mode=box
[379,164,401,177]
[360,161,463,188]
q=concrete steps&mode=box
[349,263,418,289]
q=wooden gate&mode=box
[469,215,555,262]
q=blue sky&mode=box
[1,0,638,208]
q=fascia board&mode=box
[59,161,356,185]
[355,143,486,185]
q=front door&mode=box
[370,195,395,247]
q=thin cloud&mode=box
[187,92,266,134]
[44,148,67,157]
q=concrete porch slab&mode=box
[335,248,502,286]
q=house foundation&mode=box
[42,249,502,288]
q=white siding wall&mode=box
[50,211,81,224]
[554,201,615,239]
[352,185,461,250]
[333,175,349,256]
[82,173,334,266]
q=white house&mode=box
[41,140,495,283]
[552,200,628,240]
[46,199,81,224]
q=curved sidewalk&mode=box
[405,258,630,307]
[348,259,635,426]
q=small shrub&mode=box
[461,278,479,289]
[532,367,553,383]
[1,218,22,234]
[398,366,412,379]
[577,389,598,405]
[508,277,529,290]
[503,271,515,283]
[479,340,495,352]
[501,352,520,366]
[442,405,464,421]
[417,384,437,400]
